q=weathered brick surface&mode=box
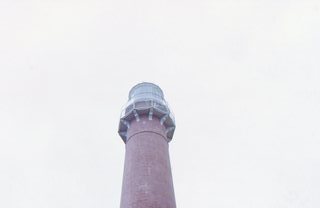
[120,116,176,208]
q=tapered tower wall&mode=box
[120,116,176,208]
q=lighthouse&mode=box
[118,82,176,208]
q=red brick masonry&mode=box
[120,116,176,208]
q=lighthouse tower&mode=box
[118,82,176,208]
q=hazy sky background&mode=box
[1,0,320,207]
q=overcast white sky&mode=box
[1,0,320,207]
